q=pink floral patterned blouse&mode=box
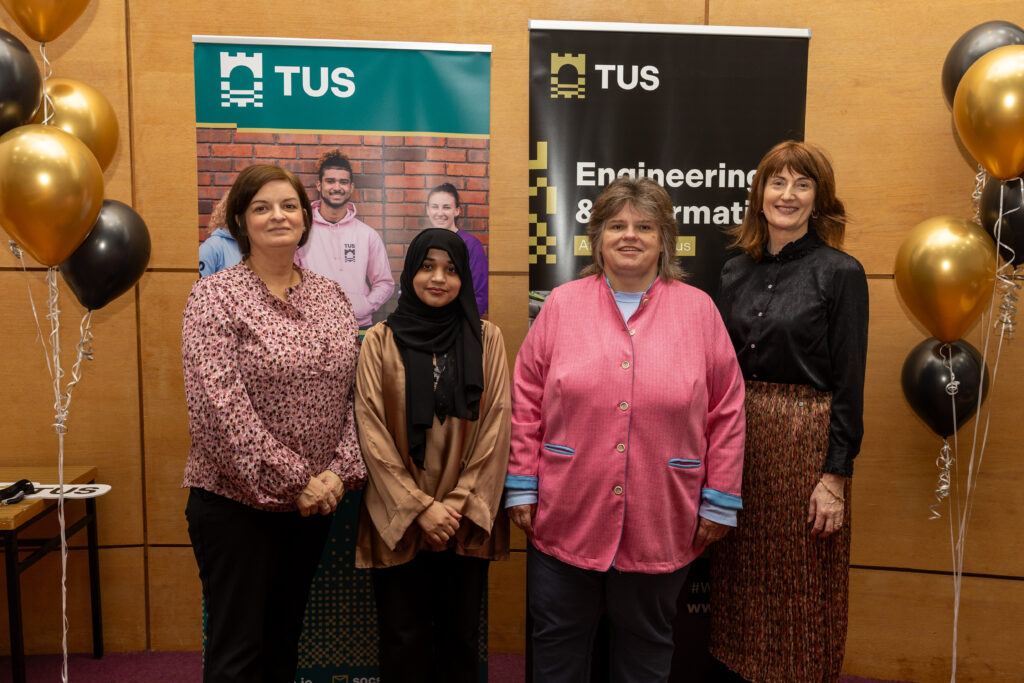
[181,264,367,511]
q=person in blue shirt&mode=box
[199,191,242,276]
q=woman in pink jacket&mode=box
[505,177,746,682]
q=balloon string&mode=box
[944,212,1012,681]
[43,271,93,683]
[63,311,94,417]
[971,164,985,224]
[994,180,1021,336]
[929,438,952,519]
[58,429,68,683]
[939,341,961,683]
[46,272,93,436]
[937,343,962,526]
[10,241,56,381]
[38,41,53,125]
[44,269,68,683]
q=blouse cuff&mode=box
[505,489,538,508]
[442,487,495,535]
[504,474,538,490]
[701,487,742,509]
[377,487,435,550]
[823,448,854,478]
[698,501,738,527]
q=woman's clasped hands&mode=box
[295,471,345,516]
[415,500,463,548]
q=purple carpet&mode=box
[0,651,910,682]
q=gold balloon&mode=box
[0,0,91,43]
[954,45,1024,180]
[0,124,103,266]
[32,78,118,170]
[895,216,996,342]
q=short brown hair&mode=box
[731,140,846,261]
[225,164,312,258]
[580,176,685,282]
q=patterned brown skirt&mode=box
[710,381,851,683]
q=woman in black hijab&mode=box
[354,228,512,683]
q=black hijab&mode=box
[386,228,483,468]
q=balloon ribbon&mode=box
[930,439,953,520]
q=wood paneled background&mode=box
[1,1,1022,680]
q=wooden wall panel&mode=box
[489,273,530,375]
[707,0,996,276]
[0,0,149,656]
[148,546,203,651]
[853,280,1024,576]
[846,568,1024,682]
[139,272,196,546]
[0,272,143,546]
[489,550,527,653]
[0,548,147,655]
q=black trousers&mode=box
[371,550,489,683]
[528,545,690,683]
[186,488,333,683]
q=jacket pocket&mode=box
[668,458,701,469]
[543,443,575,456]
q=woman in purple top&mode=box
[181,164,366,682]
[426,183,489,315]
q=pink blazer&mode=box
[507,275,745,573]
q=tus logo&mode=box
[550,53,585,99]
[595,64,659,91]
[220,51,263,108]
[549,52,661,99]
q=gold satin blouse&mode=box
[354,320,511,568]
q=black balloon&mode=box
[0,28,41,135]
[60,200,151,310]
[942,21,1024,107]
[901,338,989,438]
[980,175,1024,266]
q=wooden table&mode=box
[0,466,103,683]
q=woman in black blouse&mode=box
[710,141,868,683]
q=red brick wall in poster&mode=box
[195,129,490,283]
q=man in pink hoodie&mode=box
[295,150,395,327]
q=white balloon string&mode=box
[929,438,953,519]
[943,191,1013,680]
[971,165,985,223]
[43,272,94,683]
[38,42,53,125]
[63,311,94,418]
[938,343,963,529]
[46,269,66,428]
[938,341,962,683]
[43,269,68,683]
[58,430,68,683]
[994,180,1020,337]
[9,241,55,381]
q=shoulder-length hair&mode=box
[225,164,313,259]
[580,176,685,282]
[730,140,847,261]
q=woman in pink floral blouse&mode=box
[181,164,366,682]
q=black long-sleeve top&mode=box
[717,231,869,477]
